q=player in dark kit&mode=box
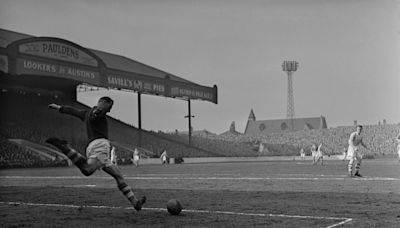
[46,96,146,211]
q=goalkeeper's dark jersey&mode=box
[59,106,108,143]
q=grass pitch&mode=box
[1,159,400,227]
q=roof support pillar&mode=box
[138,92,142,147]
[184,99,194,145]
[188,99,191,145]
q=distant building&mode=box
[219,121,242,137]
[244,109,327,137]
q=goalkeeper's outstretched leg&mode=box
[46,137,97,176]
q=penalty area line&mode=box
[1,175,398,181]
[0,201,352,228]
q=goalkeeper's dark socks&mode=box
[66,149,87,166]
[46,138,86,167]
[118,182,135,201]
[46,137,71,155]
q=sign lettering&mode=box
[16,58,100,84]
[107,74,164,94]
[107,75,133,88]
[42,43,79,60]
[19,41,98,67]
[133,80,143,90]
[23,59,57,73]
[171,87,214,101]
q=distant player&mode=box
[160,149,168,164]
[347,125,369,177]
[132,148,140,167]
[258,142,264,153]
[311,144,317,165]
[342,147,348,162]
[300,148,305,160]
[46,96,146,211]
[396,133,400,163]
[397,144,400,163]
[315,144,324,165]
[110,146,117,165]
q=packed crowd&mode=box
[0,135,67,168]
[158,132,258,157]
[213,124,400,156]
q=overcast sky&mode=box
[1,0,399,134]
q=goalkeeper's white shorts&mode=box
[86,138,113,168]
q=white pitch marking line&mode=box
[0,201,352,228]
[1,176,398,181]
[326,218,353,228]
[66,184,97,188]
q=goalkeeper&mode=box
[46,96,146,211]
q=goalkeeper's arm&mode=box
[48,103,86,121]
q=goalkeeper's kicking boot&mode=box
[354,172,363,178]
[46,137,70,154]
[132,196,147,212]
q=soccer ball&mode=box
[166,199,182,215]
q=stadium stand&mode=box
[0,88,254,168]
[1,87,399,168]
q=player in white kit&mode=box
[160,149,168,164]
[311,144,317,165]
[315,144,324,165]
[300,148,305,160]
[396,133,400,163]
[132,148,140,167]
[397,144,400,163]
[347,125,369,177]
